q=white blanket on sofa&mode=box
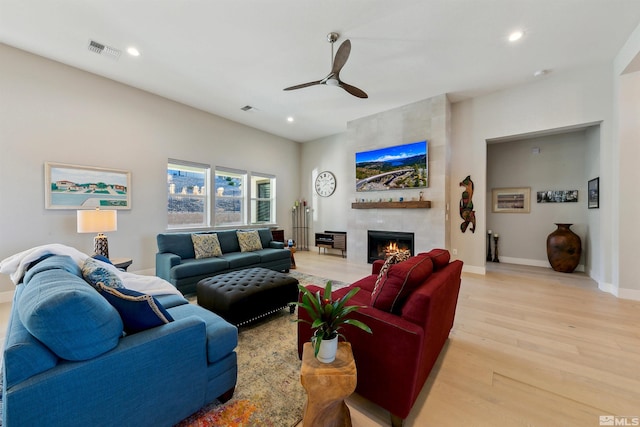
[0,244,182,297]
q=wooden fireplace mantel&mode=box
[351,201,431,209]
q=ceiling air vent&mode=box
[88,40,121,60]
[241,105,258,112]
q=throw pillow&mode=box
[371,250,412,296]
[82,257,123,289]
[237,230,263,252]
[192,233,223,259]
[97,284,174,334]
[370,255,434,313]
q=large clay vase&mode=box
[546,223,582,273]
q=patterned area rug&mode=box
[176,271,349,427]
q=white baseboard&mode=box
[498,256,585,272]
[462,265,486,275]
[600,281,640,301]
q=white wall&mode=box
[451,63,614,279]
[0,44,300,293]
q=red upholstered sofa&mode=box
[297,249,463,427]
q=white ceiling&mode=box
[2,1,640,142]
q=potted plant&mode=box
[295,281,372,363]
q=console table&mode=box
[315,231,346,258]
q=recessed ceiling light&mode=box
[287,116,294,123]
[534,69,548,77]
[127,47,140,57]
[508,30,524,42]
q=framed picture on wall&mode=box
[45,162,131,210]
[492,187,531,213]
[588,177,599,209]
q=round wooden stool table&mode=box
[300,342,357,427]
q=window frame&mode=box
[167,159,211,229]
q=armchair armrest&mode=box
[269,241,285,249]
[155,252,181,281]
[372,259,385,275]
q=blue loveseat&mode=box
[156,228,291,295]
[2,254,238,427]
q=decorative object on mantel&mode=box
[487,229,493,262]
[492,233,500,262]
[459,175,476,233]
[546,223,582,273]
[351,200,430,209]
[294,281,371,363]
[588,177,599,209]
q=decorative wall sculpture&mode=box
[459,175,476,233]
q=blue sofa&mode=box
[2,255,238,427]
[156,228,291,295]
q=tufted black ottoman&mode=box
[196,267,299,326]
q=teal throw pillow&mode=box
[97,284,174,334]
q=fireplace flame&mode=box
[386,242,399,252]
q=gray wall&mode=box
[486,129,598,269]
[0,44,300,294]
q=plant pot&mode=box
[546,223,582,273]
[316,336,339,363]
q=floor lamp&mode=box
[77,208,117,258]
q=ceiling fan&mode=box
[283,32,368,99]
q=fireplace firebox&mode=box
[367,230,415,263]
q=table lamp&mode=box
[77,208,117,258]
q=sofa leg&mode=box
[390,413,404,427]
[217,386,235,403]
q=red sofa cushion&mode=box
[418,248,450,270]
[370,255,434,313]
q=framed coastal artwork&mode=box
[492,187,531,213]
[45,162,131,210]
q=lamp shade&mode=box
[77,209,117,233]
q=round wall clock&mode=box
[315,171,336,197]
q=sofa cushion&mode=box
[372,251,412,294]
[157,233,196,259]
[236,230,263,252]
[370,255,434,313]
[419,248,450,270]
[98,284,174,334]
[220,252,261,269]
[170,257,230,280]
[257,228,274,248]
[82,257,124,289]
[192,233,223,259]
[217,230,241,253]
[23,254,82,285]
[18,269,123,361]
[3,286,59,387]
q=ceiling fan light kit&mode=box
[284,32,368,99]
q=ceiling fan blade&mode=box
[331,39,351,74]
[339,81,368,98]
[283,80,323,91]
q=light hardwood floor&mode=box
[293,250,640,427]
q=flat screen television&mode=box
[355,140,428,192]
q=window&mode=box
[251,173,275,224]
[167,160,210,229]
[214,168,245,227]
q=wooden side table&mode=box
[300,342,357,427]
[110,257,132,271]
[287,246,297,269]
